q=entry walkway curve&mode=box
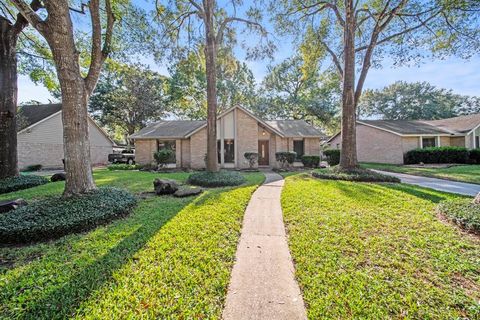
[372,169,480,196]
[222,172,307,320]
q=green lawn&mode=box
[362,162,480,184]
[282,175,480,319]
[0,169,264,319]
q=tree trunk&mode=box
[204,0,219,172]
[46,3,96,196]
[0,18,19,179]
[474,192,480,205]
[339,0,358,170]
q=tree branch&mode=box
[216,17,266,44]
[10,0,45,34]
[320,40,343,78]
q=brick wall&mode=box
[236,109,258,169]
[190,128,207,169]
[135,139,157,164]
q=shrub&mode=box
[469,149,480,164]
[0,175,49,194]
[323,149,340,166]
[244,152,258,169]
[0,187,137,244]
[22,164,42,172]
[312,167,400,183]
[187,171,246,187]
[301,155,320,168]
[154,149,175,167]
[107,164,140,171]
[275,152,296,168]
[437,199,480,233]
[404,146,469,164]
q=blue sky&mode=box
[17,0,480,103]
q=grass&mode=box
[281,174,480,319]
[362,162,480,184]
[0,169,264,319]
[312,167,400,183]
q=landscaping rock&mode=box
[153,179,179,195]
[173,187,203,198]
[51,172,66,182]
[0,199,27,214]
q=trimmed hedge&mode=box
[0,175,49,194]
[437,199,480,233]
[187,171,246,187]
[301,155,320,168]
[154,149,175,167]
[21,164,42,172]
[312,167,400,183]
[275,152,296,168]
[323,149,340,166]
[0,187,137,244]
[469,149,480,164]
[107,164,140,170]
[404,146,469,164]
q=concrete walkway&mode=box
[373,170,480,196]
[223,172,307,320]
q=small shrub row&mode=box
[107,163,141,171]
[323,149,340,166]
[21,164,42,172]
[275,152,296,168]
[0,175,49,194]
[404,147,470,164]
[187,171,246,187]
[312,167,400,183]
[470,149,480,164]
[0,187,137,244]
[244,152,258,169]
[301,155,320,168]
[154,149,175,167]
[437,199,480,233]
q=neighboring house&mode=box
[130,105,324,169]
[17,103,115,169]
[327,113,480,164]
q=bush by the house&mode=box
[275,152,296,168]
[154,149,175,167]
[469,149,480,164]
[107,163,140,171]
[301,155,320,168]
[437,199,480,233]
[323,149,340,166]
[244,152,258,169]
[187,171,246,187]
[404,146,469,164]
[0,175,49,194]
[312,166,400,183]
[21,164,42,172]
[0,187,137,244]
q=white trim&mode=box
[467,123,480,136]
[17,110,62,134]
[436,136,441,147]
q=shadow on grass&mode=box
[383,183,456,203]
[13,195,198,320]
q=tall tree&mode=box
[167,47,257,120]
[12,0,115,195]
[274,0,480,170]
[157,0,271,172]
[0,0,42,179]
[89,63,169,144]
[257,55,340,132]
[358,81,480,120]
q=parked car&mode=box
[108,149,135,164]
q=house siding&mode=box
[17,113,113,169]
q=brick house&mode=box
[327,114,480,164]
[130,105,324,169]
[17,103,115,169]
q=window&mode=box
[422,137,436,148]
[224,139,235,163]
[157,140,176,163]
[217,140,221,163]
[293,140,304,160]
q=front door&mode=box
[258,141,269,166]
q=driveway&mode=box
[372,170,480,197]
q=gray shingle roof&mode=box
[358,120,451,135]
[265,120,324,137]
[17,103,62,131]
[130,120,206,139]
[424,114,480,134]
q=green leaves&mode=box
[0,175,48,194]
[187,171,246,187]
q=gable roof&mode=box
[265,120,324,137]
[17,103,116,145]
[357,120,452,135]
[129,120,206,139]
[130,105,324,140]
[17,103,62,131]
